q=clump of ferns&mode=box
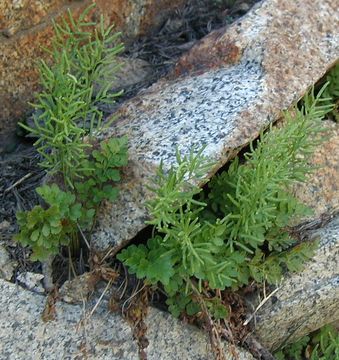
[118,85,333,358]
[15,5,128,268]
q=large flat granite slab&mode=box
[92,0,339,251]
[0,279,253,360]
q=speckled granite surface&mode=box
[0,280,254,360]
[0,280,137,359]
[253,215,339,351]
[293,121,339,219]
[92,0,339,251]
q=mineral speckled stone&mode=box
[0,244,17,281]
[92,0,339,252]
[0,279,137,359]
[293,120,339,219]
[0,279,254,359]
[145,308,254,360]
[253,215,339,351]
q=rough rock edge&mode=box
[0,279,253,360]
[253,215,339,350]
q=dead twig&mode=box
[4,172,32,193]
[243,286,281,326]
[77,223,91,250]
[88,279,112,318]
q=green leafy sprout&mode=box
[14,136,128,260]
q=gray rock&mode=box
[0,279,254,359]
[0,244,17,281]
[16,272,45,294]
[146,308,254,360]
[91,0,339,252]
[292,121,339,220]
[0,279,137,360]
[0,220,10,231]
[59,272,98,304]
[253,215,339,351]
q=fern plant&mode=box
[118,85,333,319]
[15,184,87,260]
[14,5,128,260]
[19,3,124,188]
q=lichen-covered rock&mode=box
[92,0,339,252]
[0,0,186,137]
[0,279,254,359]
[253,215,339,351]
[0,0,68,36]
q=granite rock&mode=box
[16,272,45,294]
[92,0,339,252]
[0,279,254,359]
[0,244,17,281]
[253,215,339,351]
[145,307,254,360]
[0,279,137,360]
[59,272,99,304]
[94,57,153,99]
[293,120,339,220]
[0,0,68,37]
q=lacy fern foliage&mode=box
[15,184,83,260]
[19,3,124,187]
[118,86,332,318]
